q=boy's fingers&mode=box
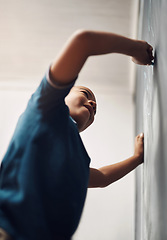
[146,42,153,51]
[140,132,144,137]
[139,133,144,141]
[147,44,153,51]
[147,45,154,63]
[146,43,154,63]
[136,133,144,140]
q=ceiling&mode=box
[0,0,138,93]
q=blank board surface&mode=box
[135,0,167,239]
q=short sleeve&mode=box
[28,67,76,114]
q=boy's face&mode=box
[65,86,97,132]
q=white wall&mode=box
[0,86,135,240]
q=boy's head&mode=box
[65,86,97,132]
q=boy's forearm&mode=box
[86,31,138,57]
[98,155,141,187]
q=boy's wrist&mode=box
[133,154,144,165]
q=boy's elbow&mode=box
[99,174,115,188]
[89,168,111,188]
[73,29,92,40]
[100,180,110,188]
[89,182,107,188]
[72,29,93,55]
[90,177,110,188]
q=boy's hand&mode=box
[134,133,144,164]
[132,40,154,65]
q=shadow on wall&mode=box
[135,0,167,240]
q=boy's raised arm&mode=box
[88,133,144,188]
[50,30,154,86]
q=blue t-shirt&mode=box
[0,71,91,240]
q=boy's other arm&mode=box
[88,133,144,188]
[50,30,154,86]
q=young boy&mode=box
[0,30,153,240]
